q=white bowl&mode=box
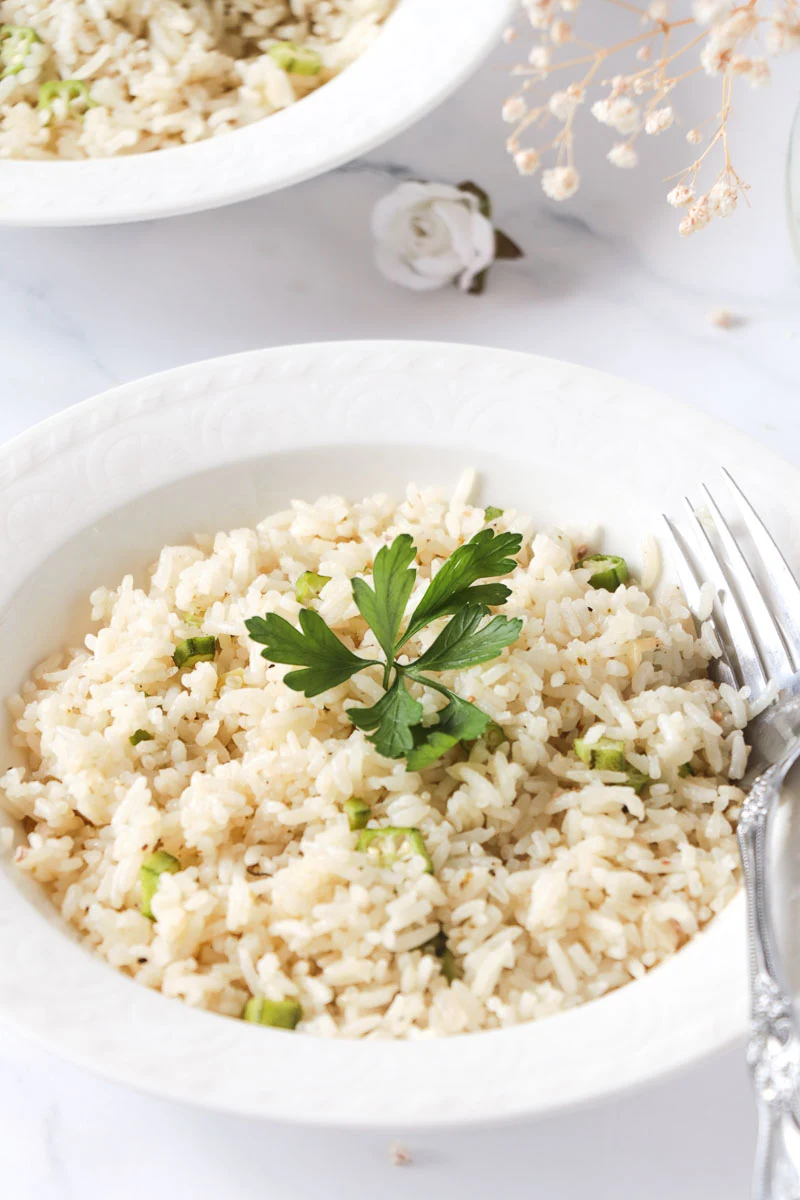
[1,341,797,1128]
[0,0,512,228]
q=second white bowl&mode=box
[0,0,512,227]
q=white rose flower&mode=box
[372,182,497,293]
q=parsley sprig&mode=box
[245,529,523,770]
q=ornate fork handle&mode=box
[739,762,800,1200]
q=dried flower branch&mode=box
[503,0,799,235]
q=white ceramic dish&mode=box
[0,0,512,228]
[1,341,798,1129]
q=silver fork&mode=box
[664,470,800,1200]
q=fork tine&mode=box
[700,484,794,683]
[660,515,738,690]
[683,498,768,696]
[723,469,800,670]
[660,515,703,612]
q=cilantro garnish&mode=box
[245,528,523,769]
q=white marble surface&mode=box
[0,26,798,1199]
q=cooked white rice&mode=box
[0,0,393,159]
[0,479,748,1038]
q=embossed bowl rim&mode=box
[2,341,798,1128]
[0,0,513,227]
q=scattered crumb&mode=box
[708,307,746,330]
[388,1141,412,1167]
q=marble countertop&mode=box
[0,27,798,1200]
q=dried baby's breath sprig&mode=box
[504,0,800,236]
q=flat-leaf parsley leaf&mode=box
[245,610,379,697]
[347,676,424,759]
[406,693,492,771]
[399,529,522,647]
[410,605,522,674]
[352,533,417,678]
[247,528,523,768]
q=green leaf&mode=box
[436,693,494,741]
[466,267,489,296]
[129,729,154,747]
[351,534,417,663]
[457,180,492,220]
[421,932,462,983]
[409,606,523,674]
[406,692,492,771]
[458,183,493,296]
[484,506,504,522]
[347,675,423,759]
[400,529,522,648]
[245,611,375,698]
[406,727,461,771]
[419,580,513,617]
[494,230,524,260]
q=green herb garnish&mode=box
[405,693,494,771]
[173,636,218,669]
[422,931,462,984]
[295,571,331,605]
[575,554,629,592]
[348,676,424,759]
[397,530,522,648]
[484,506,504,522]
[247,609,376,695]
[243,996,302,1029]
[129,729,154,747]
[678,762,696,778]
[0,25,40,77]
[38,79,97,112]
[246,529,523,769]
[139,850,180,920]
